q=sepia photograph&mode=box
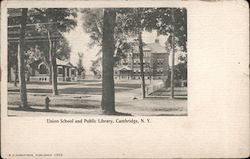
[7,7,187,116]
[1,0,249,158]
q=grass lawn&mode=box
[7,80,187,116]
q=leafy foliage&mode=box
[8,8,77,68]
[81,8,138,64]
[174,54,187,80]
[90,57,102,78]
[24,36,71,65]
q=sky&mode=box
[63,12,178,74]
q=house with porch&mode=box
[28,58,78,82]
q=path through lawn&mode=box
[7,81,187,116]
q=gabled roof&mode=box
[146,43,168,54]
[56,59,71,66]
[143,45,151,51]
[116,65,132,71]
[29,59,76,69]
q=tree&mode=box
[174,54,187,81]
[136,9,146,98]
[8,43,18,85]
[18,8,29,109]
[8,9,22,86]
[108,8,147,98]
[170,8,176,98]
[8,8,76,95]
[90,57,102,79]
[81,8,136,113]
[101,9,116,114]
[117,8,174,98]
[77,52,85,79]
[29,8,77,95]
[166,8,187,98]
[142,8,187,97]
[81,8,187,112]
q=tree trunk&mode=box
[137,9,146,98]
[8,63,11,82]
[48,32,58,95]
[14,64,18,87]
[131,49,134,78]
[138,30,146,98]
[101,9,116,114]
[170,8,175,99]
[14,44,18,86]
[18,8,28,109]
[49,66,52,84]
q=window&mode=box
[38,64,48,74]
[160,59,164,65]
[133,60,137,65]
[71,69,75,75]
[157,59,164,65]
[58,68,63,74]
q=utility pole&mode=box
[171,8,175,99]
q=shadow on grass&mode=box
[152,107,183,112]
[145,96,187,100]
[8,107,66,113]
[50,103,99,109]
[8,100,101,110]
[100,111,132,116]
[9,81,80,86]
[145,113,188,116]
[9,85,137,95]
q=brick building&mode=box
[114,39,169,80]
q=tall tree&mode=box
[117,8,152,98]
[18,8,29,109]
[77,52,85,78]
[81,8,137,113]
[160,8,187,98]
[101,9,116,114]
[30,8,77,95]
[170,8,176,98]
[137,9,146,98]
[90,57,102,78]
[143,8,187,97]
[8,43,18,86]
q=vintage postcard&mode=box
[1,0,249,158]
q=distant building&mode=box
[114,39,170,80]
